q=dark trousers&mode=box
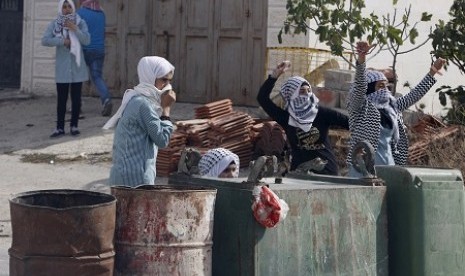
[56,82,82,130]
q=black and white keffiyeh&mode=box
[366,70,387,85]
[280,76,319,132]
[198,148,240,178]
[367,88,400,143]
[54,0,82,66]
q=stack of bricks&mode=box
[176,119,211,147]
[207,111,255,167]
[156,99,258,176]
[194,99,233,119]
[156,131,187,177]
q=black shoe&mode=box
[101,99,113,117]
[70,127,80,136]
[50,129,65,138]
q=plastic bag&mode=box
[251,185,289,228]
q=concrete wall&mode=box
[267,0,310,47]
[21,0,56,96]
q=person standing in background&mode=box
[42,0,90,138]
[77,0,113,116]
[104,56,176,187]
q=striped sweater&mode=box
[109,95,174,187]
[347,62,437,166]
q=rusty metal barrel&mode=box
[8,189,117,276]
[111,185,217,276]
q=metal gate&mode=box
[0,0,23,88]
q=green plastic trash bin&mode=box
[169,174,388,276]
[376,166,465,276]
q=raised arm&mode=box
[347,42,375,114]
[395,58,445,111]
[257,61,291,126]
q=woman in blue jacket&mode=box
[42,0,90,138]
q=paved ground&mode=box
[0,89,263,274]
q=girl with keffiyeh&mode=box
[198,148,240,178]
[257,61,349,176]
[42,0,90,138]
[104,56,177,187]
[346,41,446,178]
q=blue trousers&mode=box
[83,49,111,105]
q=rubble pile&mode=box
[407,114,461,165]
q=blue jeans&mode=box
[83,49,111,105]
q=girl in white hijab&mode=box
[42,0,90,137]
[108,56,177,187]
[54,0,83,66]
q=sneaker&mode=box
[70,127,80,136]
[50,129,65,138]
[101,99,113,117]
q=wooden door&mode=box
[100,0,120,96]
[176,0,213,103]
[97,0,266,105]
[122,0,149,91]
[95,0,150,98]
[246,0,267,106]
[213,0,266,106]
[213,0,248,105]
[151,0,182,97]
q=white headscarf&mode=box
[280,76,319,132]
[103,56,175,129]
[198,148,240,178]
[55,0,82,67]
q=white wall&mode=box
[21,0,57,95]
[267,0,462,115]
[267,0,310,47]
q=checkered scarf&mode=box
[280,76,319,132]
[54,0,82,66]
[366,70,387,84]
[367,88,400,143]
[198,148,240,178]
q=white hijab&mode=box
[103,56,175,129]
[55,0,82,67]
